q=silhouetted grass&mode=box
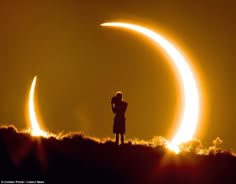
[0,125,236,184]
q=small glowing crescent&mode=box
[101,22,200,153]
[29,76,47,137]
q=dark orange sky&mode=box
[0,0,235,150]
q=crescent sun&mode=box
[101,22,200,153]
[29,76,47,137]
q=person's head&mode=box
[116,91,123,101]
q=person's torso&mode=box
[115,101,127,116]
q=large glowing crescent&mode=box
[101,22,200,152]
[29,76,47,137]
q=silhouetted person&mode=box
[111,91,128,145]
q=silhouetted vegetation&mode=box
[0,125,236,184]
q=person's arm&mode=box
[124,102,128,112]
[111,103,116,113]
[111,97,116,113]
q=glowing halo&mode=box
[28,76,47,137]
[101,22,200,153]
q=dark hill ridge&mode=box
[0,126,236,184]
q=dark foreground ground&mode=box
[0,126,236,184]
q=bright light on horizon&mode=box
[29,76,47,137]
[101,22,200,153]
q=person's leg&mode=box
[121,134,124,145]
[115,133,119,145]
